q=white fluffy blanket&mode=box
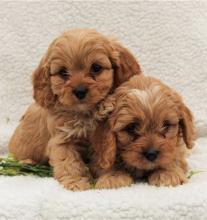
[0,1,207,219]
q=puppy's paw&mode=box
[95,99,115,121]
[59,176,91,191]
[148,170,187,187]
[95,172,133,189]
[20,159,37,165]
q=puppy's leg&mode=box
[148,159,188,187]
[95,170,134,189]
[20,159,37,165]
[47,135,91,191]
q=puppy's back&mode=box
[9,103,50,163]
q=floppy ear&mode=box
[32,56,56,108]
[110,42,142,88]
[179,104,195,149]
[92,120,117,170]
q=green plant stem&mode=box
[0,155,53,177]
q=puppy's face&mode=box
[49,32,114,111]
[32,29,141,112]
[96,75,195,171]
[113,89,180,170]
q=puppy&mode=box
[91,74,195,189]
[8,29,141,191]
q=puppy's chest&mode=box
[59,114,97,141]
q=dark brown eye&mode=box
[58,67,69,79]
[124,122,139,135]
[91,63,103,75]
[162,120,172,132]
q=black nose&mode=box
[73,86,88,100]
[143,148,159,162]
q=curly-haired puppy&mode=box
[8,29,141,191]
[91,74,195,189]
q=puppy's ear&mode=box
[32,56,56,108]
[179,103,195,149]
[92,120,117,170]
[110,42,142,88]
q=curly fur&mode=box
[8,29,141,191]
[91,74,195,189]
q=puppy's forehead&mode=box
[120,84,178,120]
[129,85,162,108]
[49,30,111,66]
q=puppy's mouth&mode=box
[128,152,173,171]
[120,140,177,172]
[75,103,91,111]
[64,102,91,112]
[121,152,161,171]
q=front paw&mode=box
[59,176,91,191]
[148,170,187,187]
[95,172,133,189]
[20,159,37,165]
[95,101,115,121]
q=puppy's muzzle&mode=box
[73,85,88,100]
[142,148,159,162]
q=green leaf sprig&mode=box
[0,154,53,177]
[187,170,207,179]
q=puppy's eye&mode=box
[57,67,69,79]
[162,120,172,132]
[124,122,139,135]
[91,63,103,75]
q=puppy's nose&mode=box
[73,86,88,100]
[143,148,159,162]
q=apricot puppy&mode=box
[9,29,141,191]
[92,74,195,189]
